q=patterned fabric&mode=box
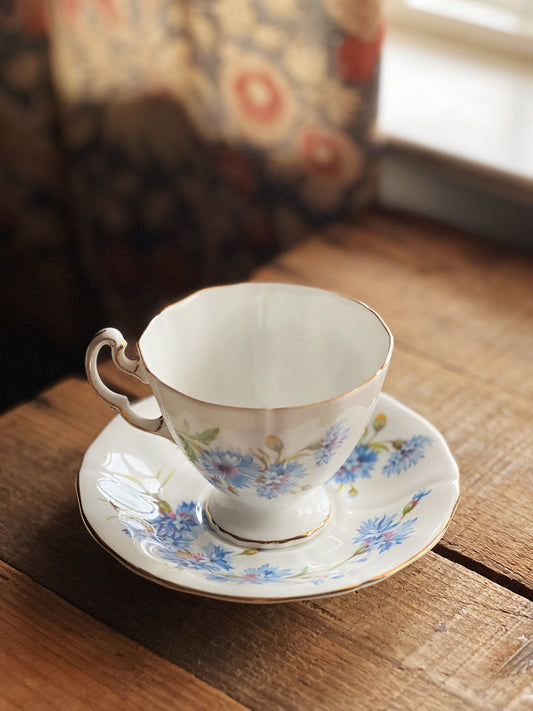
[1,0,384,347]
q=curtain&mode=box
[1,0,384,348]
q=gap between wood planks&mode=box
[434,545,533,603]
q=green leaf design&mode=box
[368,442,389,452]
[160,470,175,487]
[401,503,414,519]
[196,428,220,446]
[181,439,198,463]
[285,452,310,462]
[158,499,173,514]
[353,545,368,557]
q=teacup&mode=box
[86,282,393,547]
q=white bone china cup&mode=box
[86,283,393,548]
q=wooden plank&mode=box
[1,378,532,710]
[252,213,533,403]
[0,562,246,711]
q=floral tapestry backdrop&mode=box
[2,0,384,344]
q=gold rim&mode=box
[137,282,394,413]
[203,496,332,546]
[75,473,460,605]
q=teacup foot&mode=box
[204,487,332,549]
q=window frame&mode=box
[386,0,533,60]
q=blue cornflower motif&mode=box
[330,444,378,485]
[314,421,350,466]
[256,461,307,499]
[158,547,190,565]
[412,488,431,503]
[401,488,432,518]
[198,448,260,490]
[151,501,200,546]
[187,543,233,572]
[383,435,432,476]
[241,563,292,584]
[353,514,416,554]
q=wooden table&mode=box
[1,211,532,710]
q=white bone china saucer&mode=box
[77,394,459,603]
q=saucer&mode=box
[78,394,459,603]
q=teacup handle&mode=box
[86,327,172,440]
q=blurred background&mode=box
[1,0,532,410]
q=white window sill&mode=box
[377,25,533,244]
[378,24,533,190]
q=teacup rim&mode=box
[138,282,394,413]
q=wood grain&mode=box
[1,378,533,710]
[0,561,246,711]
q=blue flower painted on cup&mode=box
[330,444,379,485]
[353,514,417,554]
[198,448,261,491]
[257,461,307,499]
[314,421,350,466]
[176,417,352,498]
[383,435,433,477]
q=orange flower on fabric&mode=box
[221,49,296,147]
[337,23,385,83]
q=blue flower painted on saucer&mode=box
[113,410,439,586]
[242,564,292,584]
[83,393,460,601]
[149,501,198,546]
[383,435,432,476]
[187,543,233,573]
[353,514,417,554]
[119,483,432,585]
